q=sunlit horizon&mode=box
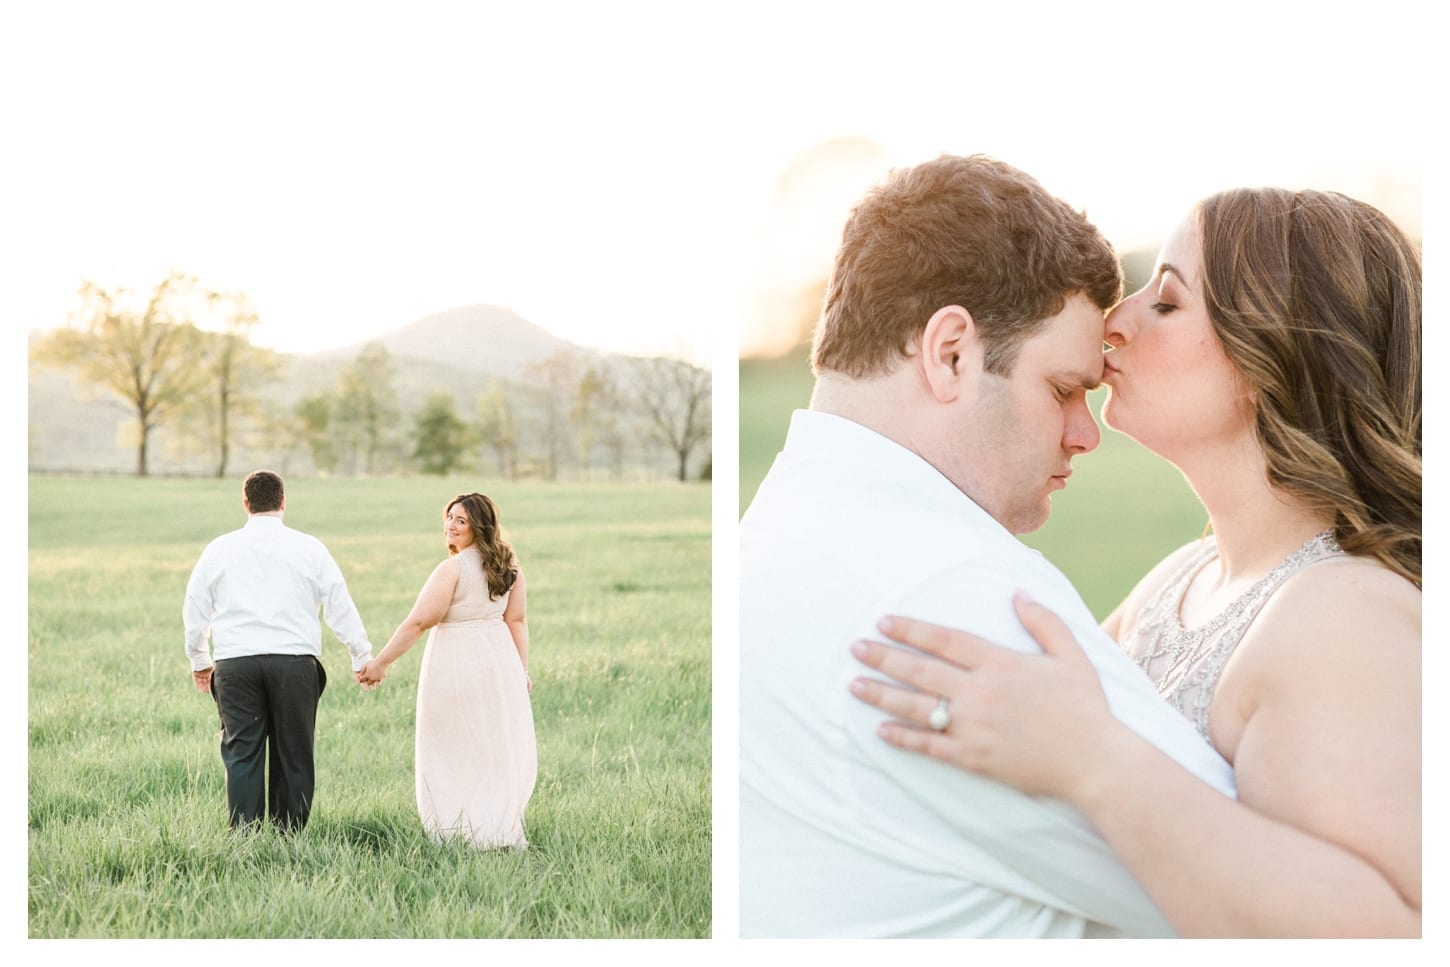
[8,3,735,369]
[7,3,1427,372]
[21,262,710,364]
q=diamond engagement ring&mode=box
[928,697,951,731]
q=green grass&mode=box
[28,475,710,938]
[739,352,1208,619]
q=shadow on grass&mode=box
[315,813,420,854]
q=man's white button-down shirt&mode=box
[183,514,373,672]
[739,410,1236,938]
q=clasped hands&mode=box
[193,660,389,693]
[355,658,389,690]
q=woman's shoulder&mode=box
[1256,553,1420,646]
[430,553,465,582]
[1214,552,1420,757]
[1231,553,1420,691]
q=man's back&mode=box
[201,521,325,625]
[185,515,368,667]
[739,412,1235,937]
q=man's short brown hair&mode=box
[811,154,1122,378]
[243,470,284,513]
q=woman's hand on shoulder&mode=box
[850,592,1122,801]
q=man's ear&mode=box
[242,496,251,514]
[919,305,979,403]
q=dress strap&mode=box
[1130,531,1344,739]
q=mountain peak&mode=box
[315,304,594,380]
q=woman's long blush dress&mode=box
[414,546,537,847]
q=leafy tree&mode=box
[293,391,339,474]
[30,272,209,476]
[413,391,471,475]
[571,364,629,479]
[187,291,281,477]
[250,398,307,475]
[334,342,399,475]
[475,379,518,480]
[596,368,631,478]
[570,366,607,472]
[630,356,712,482]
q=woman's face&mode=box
[444,504,475,551]
[1101,214,1254,459]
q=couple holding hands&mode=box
[184,472,535,850]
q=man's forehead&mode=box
[1020,299,1106,380]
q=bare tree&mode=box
[630,356,712,482]
[31,272,209,476]
[528,349,582,480]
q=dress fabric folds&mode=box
[414,546,537,848]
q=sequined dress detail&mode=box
[1120,531,1343,740]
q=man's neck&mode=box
[810,372,944,478]
[812,372,908,443]
[810,370,1011,530]
[248,510,284,521]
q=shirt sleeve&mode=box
[842,556,1236,936]
[181,550,215,671]
[316,547,373,671]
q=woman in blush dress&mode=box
[362,492,536,848]
[849,187,1421,936]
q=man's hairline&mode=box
[818,288,1107,382]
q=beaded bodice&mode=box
[1120,531,1343,740]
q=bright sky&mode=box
[3,1,1429,366]
[732,3,1430,356]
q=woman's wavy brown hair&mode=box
[445,492,518,599]
[1196,188,1421,585]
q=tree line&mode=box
[30,274,711,482]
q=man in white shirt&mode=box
[739,155,1237,937]
[183,469,374,832]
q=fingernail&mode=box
[1013,589,1036,605]
[876,616,896,633]
[848,678,866,696]
[850,639,869,658]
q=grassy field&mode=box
[28,475,711,938]
[740,350,1209,619]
